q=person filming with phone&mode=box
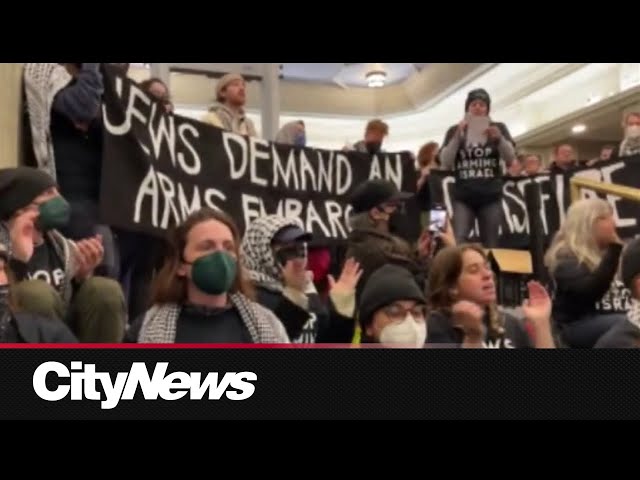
[439,89,516,248]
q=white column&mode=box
[260,64,281,141]
[150,63,171,86]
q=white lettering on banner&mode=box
[242,194,352,240]
[368,154,403,189]
[249,137,270,187]
[135,166,227,228]
[103,78,202,175]
[600,162,637,228]
[533,175,551,235]
[228,134,361,196]
[502,181,528,234]
[272,146,300,190]
[177,124,201,176]
[32,362,257,410]
[103,78,150,136]
[335,153,352,195]
[555,174,566,225]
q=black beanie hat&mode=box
[622,237,640,293]
[0,167,57,221]
[465,88,491,113]
[358,264,426,330]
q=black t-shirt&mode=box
[442,122,514,207]
[594,280,633,314]
[175,305,252,344]
[125,304,253,344]
[427,309,533,349]
[26,239,65,293]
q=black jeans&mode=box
[452,199,503,248]
[561,313,626,349]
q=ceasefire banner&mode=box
[428,157,640,247]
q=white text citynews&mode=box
[32,362,257,410]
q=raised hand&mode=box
[328,258,363,295]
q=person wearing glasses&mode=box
[357,264,428,348]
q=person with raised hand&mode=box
[426,244,554,348]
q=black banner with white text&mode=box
[429,156,640,247]
[99,66,417,242]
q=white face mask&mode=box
[626,125,640,139]
[379,314,427,348]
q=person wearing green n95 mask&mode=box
[184,251,238,296]
[36,196,71,232]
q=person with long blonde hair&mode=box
[544,198,626,348]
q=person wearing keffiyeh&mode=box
[240,215,359,344]
[240,215,324,343]
[125,208,288,344]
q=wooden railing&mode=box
[570,176,640,204]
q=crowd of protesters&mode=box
[1,63,639,349]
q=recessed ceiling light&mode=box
[572,124,587,134]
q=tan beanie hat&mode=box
[216,73,244,101]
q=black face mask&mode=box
[0,284,8,304]
[274,243,307,267]
[365,142,382,155]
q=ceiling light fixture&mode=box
[572,124,587,134]
[366,69,387,88]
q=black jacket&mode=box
[345,228,424,302]
[550,243,623,326]
[255,286,355,343]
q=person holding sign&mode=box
[545,198,627,348]
[0,167,126,343]
[126,208,288,344]
[426,245,554,348]
[201,73,258,137]
[439,89,516,248]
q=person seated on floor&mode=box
[0,233,77,343]
[241,215,362,344]
[357,264,428,348]
[427,244,555,348]
[125,208,289,344]
[0,167,125,343]
[595,238,640,348]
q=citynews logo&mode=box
[32,361,257,410]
